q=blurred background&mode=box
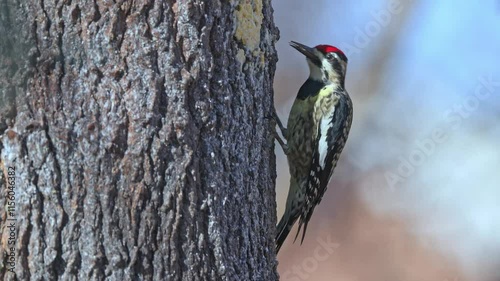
[272,0,500,280]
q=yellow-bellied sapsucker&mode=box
[274,41,353,253]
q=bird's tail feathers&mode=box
[276,212,298,253]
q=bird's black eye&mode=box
[326,53,335,60]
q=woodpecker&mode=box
[275,41,353,253]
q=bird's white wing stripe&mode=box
[318,107,335,168]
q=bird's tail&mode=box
[276,180,303,253]
[276,212,296,253]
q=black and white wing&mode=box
[295,91,353,243]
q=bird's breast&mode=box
[285,98,317,180]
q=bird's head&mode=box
[290,41,348,86]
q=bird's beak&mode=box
[290,41,321,65]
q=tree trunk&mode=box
[0,0,279,280]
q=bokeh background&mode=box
[273,1,500,280]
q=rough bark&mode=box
[0,0,279,280]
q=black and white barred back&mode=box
[276,84,353,251]
[296,87,353,242]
